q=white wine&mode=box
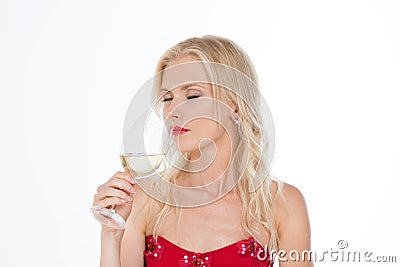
[120,153,165,177]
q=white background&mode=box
[0,0,399,266]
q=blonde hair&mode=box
[146,35,283,251]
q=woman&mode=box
[93,35,313,267]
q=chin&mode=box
[174,142,198,154]
[176,146,195,154]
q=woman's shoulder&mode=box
[125,183,161,230]
[271,180,306,202]
[270,180,309,227]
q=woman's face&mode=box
[160,55,237,158]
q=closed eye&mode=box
[162,97,173,102]
[187,95,200,100]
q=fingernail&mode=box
[130,187,136,194]
[120,198,127,203]
[126,196,132,201]
[131,177,137,183]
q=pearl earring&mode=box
[231,115,240,125]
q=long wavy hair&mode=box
[145,35,283,251]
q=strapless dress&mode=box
[144,235,273,267]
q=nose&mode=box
[164,95,185,120]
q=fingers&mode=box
[114,171,136,185]
[93,171,137,207]
[94,186,131,201]
[109,176,136,194]
[101,196,130,208]
[97,172,136,192]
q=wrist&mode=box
[101,228,125,241]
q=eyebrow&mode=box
[160,83,207,92]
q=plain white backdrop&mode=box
[0,0,399,266]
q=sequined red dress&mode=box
[144,235,274,267]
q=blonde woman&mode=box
[93,35,313,267]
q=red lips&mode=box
[172,126,190,135]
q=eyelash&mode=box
[161,95,200,102]
[161,97,173,102]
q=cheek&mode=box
[190,119,224,138]
[183,100,214,118]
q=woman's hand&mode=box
[93,171,137,231]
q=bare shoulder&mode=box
[127,184,160,229]
[270,180,309,223]
[270,180,313,266]
[120,184,161,266]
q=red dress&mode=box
[144,235,274,267]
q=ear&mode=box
[229,101,240,124]
[228,99,239,114]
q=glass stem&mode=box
[110,205,116,212]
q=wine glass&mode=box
[90,151,165,230]
[91,110,167,230]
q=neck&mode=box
[177,134,239,187]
